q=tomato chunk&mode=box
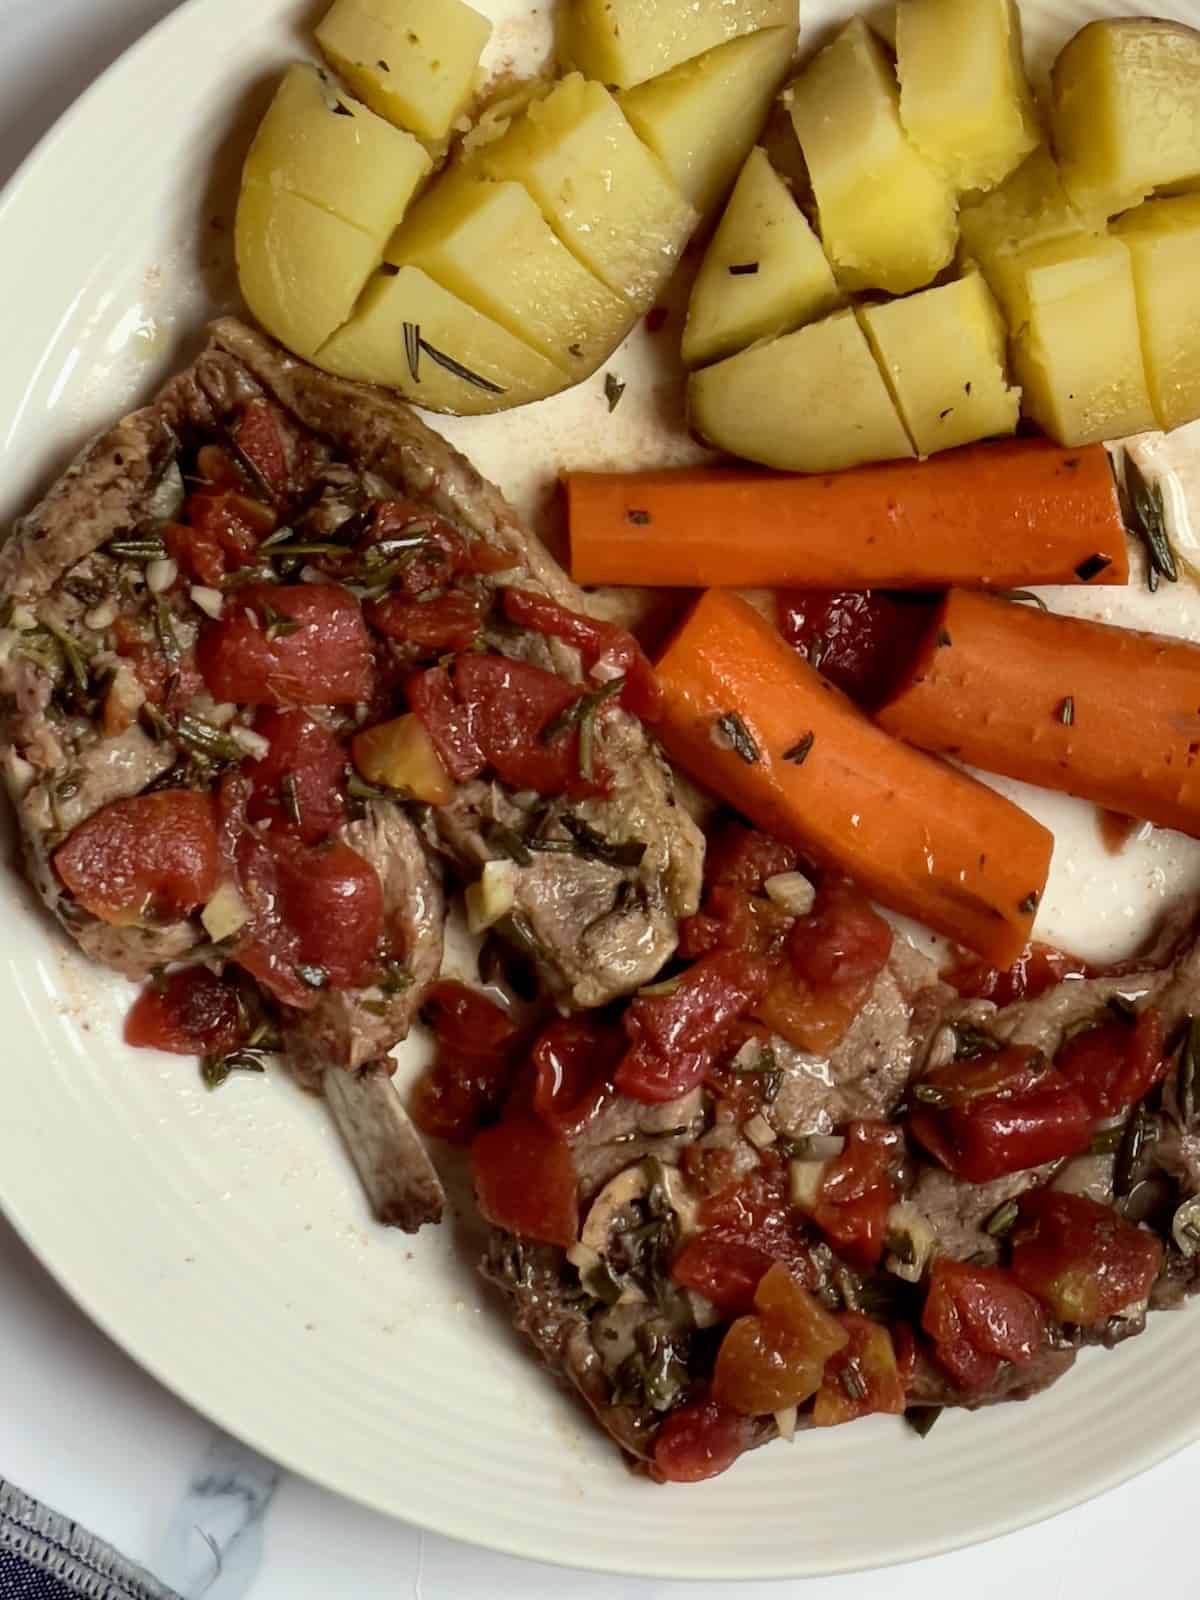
[712,1263,848,1415]
[367,591,484,654]
[921,1257,1046,1392]
[809,1122,903,1269]
[456,653,609,796]
[672,1162,814,1317]
[1010,1190,1163,1325]
[501,587,663,721]
[530,1016,623,1133]
[472,1114,579,1246]
[124,967,242,1056]
[778,590,935,709]
[234,399,291,497]
[410,982,523,1145]
[243,710,347,844]
[54,792,218,925]
[812,1312,907,1426]
[909,1046,1093,1183]
[615,950,769,1103]
[197,583,373,707]
[945,940,1090,1005]
[406,665,485,782]
[652,1400,755,1483]
[1056,1008,1167,1119]
[167,489,275,585]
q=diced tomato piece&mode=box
[242,710,347,844]
[195,443,244,490]
[812,1312,907,1426]
[196,583,373,707]
[705,821,800,893]
[366,591,484,653]
[615,950,769,1103]
[778,590,935,709]
[921,1257,1046,1392]
[1010,1190,1164,1325]
[679,884,793,962]
[366,501,471,598]
[125,967,243,1056]
[909,1046,1093,1184]
[234,399,291,497]
[674,1163,814,1317]
[406,665,485,783]
[472,1114,579,1246]
[501,587,663,721]
[892,1321,918,1390]
[1057,1008,1167,1119]
[808,1122,904,1269]
[945,940,1091,1005]
[54,791,218,925]
[530,1016,623,1133]
[425,981,520,1056]
[411,981,523,1144]
[652,1399,755,1483]
[164,521,227,588]
[174,488,275,584]
[111,617,201,710]
[713,1263,848,1414]
[455,653,609,797]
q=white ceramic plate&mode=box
[4,0,1200,1578]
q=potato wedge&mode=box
[563,0,797,91]
[688,309,914,473]
[619,27,797,218]
[476,74,698,311]
[681,147,840,368]
[316,265,571,415]
[859,274,1020,455]
[958,147,1097,319]
[1050,20,1200,217]
[1010,234,1156,446]
[244,64,431,241]
[896,0,1038,193]
[385,171,632,375]
[236,182,381,359]
[1113,194,1200,432]
[786,19,957,294]
[315,0,492,143]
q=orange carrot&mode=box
[655,591,1054,966]
[877,589,1200,836]
[565,439,1129,590]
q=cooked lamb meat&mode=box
[907,1343,1077,1409]
[324,1065,444,1232]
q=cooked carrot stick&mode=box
[877,589,1200,837]
[655,590,1054,966]
[565,439,1128,590]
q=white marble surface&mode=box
[2,1,1200,1595]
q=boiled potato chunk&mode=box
[896,0,1038,193]
[681,147,840,368]
[1050,20,1200,217]
[619,27,797,218]
[1113,194,1200,432]
[236,182,381,359]
[958,147,1097,318]
[315,0,492,143]
[385,172,632,375]
[1010,234,1156,446]
[688,309,914,472]
[786,19,957,294]
[244,64,431,241]
[563,0,797,91]
[317,266,571,415]
[476,74,698,311]
[858,274,1020,455]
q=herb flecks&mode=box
[906,1406,942,1438]
[1057,695,1075,726]
[417,335,505,395]
[783,731,815,766]
[403,321,422,383]
[604,372,626,412]
[1018,890,1040,915]
[626,508,652,527]
[997,589,1049,611]
[561,815,647,869]
[984,1198,1019,1237]
[202,1050,268,1091]
[936,626,952,648]
[715,711,759,764]
[1075,553,1112,583]
[1116,451,1176,593]
[728,261,760,276]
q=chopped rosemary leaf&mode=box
[715,710,759,764]
[403,321,422,383]
[953,1022,999,1060]
[604,372,626,412]
[1074,553,1112,583]
[913,1083,949,1106]
[1114,1103,1150,1198]
[418,335,505,395]
[153,598,181,664]
[107,535,168,562]
[542,675,625,745]
[997,589,1048,611]
[486,824,533,866]
[280,773,302,828]
[1178,1015,1200,1126]
[984,1198,1019,1237]
[905,1406,942,1439]
[261,602,301,642]
[783,731,815,766]
[1089,1126,1124,1155]
[1057,695,1075,726]
[346,768,389,801]
[728,262,760,276]
[1115,450,1176,592]
[1018,890,1040,915]
[561,815,647,869]
[1107,994,1138,1024]
[936,626,952,648]
[202,1050,267,1091]
[175,714,243,764]
[626,509,652,526]
[379,961,414,995]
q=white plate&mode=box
[4,0,1200,1578]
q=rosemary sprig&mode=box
[106,535,168,562]
[174,714,244,765]
[201,1050,268,1091]
[604,372,626,412]
[715,711,759,764]
[403,321,422,383]
[905,1406,942,1439]
[997,589,1049,611]
[561,815,647,869]
[1115,451,1176,592]
[407,329,505,395]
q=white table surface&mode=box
[2,1,1199,1595]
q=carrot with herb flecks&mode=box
[877,589,1200,837]
[564,439,1128,590]
[655,591,1054,966]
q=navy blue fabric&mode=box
[0,1482,178,1600]
[0,1549,93,1599]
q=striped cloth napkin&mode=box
[0,1480,178,1600]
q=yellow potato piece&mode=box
[619,27,797,218]
[1113,194,1200,432]
[244,63,431,241]
[688,309,915,473]
[681,147,840,368]
[563,0,797,91]
[236,181,381,359]
[316,0,492,143]
[316,265,571,415]
[859,274,1020,456]
[958,147,1098,319]
[385,171,632,375]
[896,0,1039,194]
[786,19,957,294]
[1010,234,1156,447]
[1051,20,1200,217]
[475,73,698,311]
